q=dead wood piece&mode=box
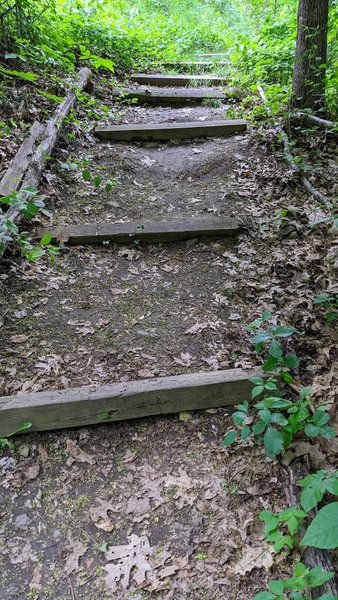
[290,112,336,129]
[288,458,338,599]
[0,121,44,197]
[36,217,240,245]
[0,67,91,257]
[0,368,263,436]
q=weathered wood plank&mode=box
[0,121,44,197]
[95,119,247,141]
[36,217,239,245]
[130,74,227,86]
[0,368,262,436]
[152,61,229,70]
[113,86,226,105]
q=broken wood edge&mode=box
[0,368,263,437]
[0,67,92,258]
[287,458,338,598]
[257,85,332,209]
[34,217,240,245]
[0,121,44,197]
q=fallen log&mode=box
[0,120,44,197]
[0,67,91,256]
[290,112,336,129]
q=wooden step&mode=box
[0,368,262,436]
[113,86,226,105]
[130,74,227,87]
[152,61,229,71]
[95,119,247,142]
[37,217,239,245]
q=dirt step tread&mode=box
[95,119,247,141]
[0,368,262,436]
[37,217,239,245]
[113,86,226,104]
[131,74,227,86]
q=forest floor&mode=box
[0,73,337,599]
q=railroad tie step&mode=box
[94,119,247,142]
[36,217,240,246]
[0,368,263,436]
[130,74,227,86]
[112,86,227,105]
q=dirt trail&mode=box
[0,73,336,599]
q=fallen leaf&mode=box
[64,540,87,576]
[10,334,29,344]
[105,535,153,591]
[24,464,40,480]
[233,544,274,575]
[184,322,208,335]
[90,499,119,532]
[66,439,95,465]
[173,352,195,367]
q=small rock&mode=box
[15,514,32,530]
[18,445,30,458]
[136,329,160,338]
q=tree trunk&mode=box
[291,0,329,113]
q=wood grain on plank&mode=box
[0,121,44,197]
[95,119,247,141]
[0,368,261,436]
[36,217,239,245]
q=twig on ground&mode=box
[257,86,332,208]
[290,112,336,129]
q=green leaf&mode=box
[27,248,45,262]
[294,562,308,577]
[105,182,113,192]
[262,309,272,321]
[232,411,247,425]
[269,339,283,359]
[222,430,237,446]
[300,482,325,512]
[264,427,284,458]
[252,331,271,345]
[268,580,284,594]
[283,353,300,369]
[280,370,295,384]
[272,325,297,338]
[252,420,266,435]
[253,593,276,600]
[82,169,91,182]
[8,421,32,436]
[287,515,300,536]
[307,567,334,588]
[301,503,338,549]
[326,476,338,496]
[40,233,52,246]
[252,385,264,398]
[93,175,102,187]
[241,426,251,441]
[299,386,313,401]
[249,377,265,385]
[263,356,280,372]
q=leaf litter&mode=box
[0,77,337,599]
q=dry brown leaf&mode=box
[10,334,29,344]
[66,439,95,465]
[233,544,274,575]
[184,322,208,335]
[105,535,152,591]
[173,352,195,367]
[29,564,42,590]
[89,499,119,532]
[64,540,87,576]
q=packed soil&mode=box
[0,75,337,599]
